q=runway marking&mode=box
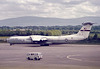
[67,55,82,61]
[67,55,99,63]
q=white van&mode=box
[27,52,42,60]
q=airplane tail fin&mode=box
[77,22,94,38]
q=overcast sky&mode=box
[0,0,100,20]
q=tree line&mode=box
[0,29,62,36]
[0,25,100,36]
[0,25,100,30]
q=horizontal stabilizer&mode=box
[82,22,94,25]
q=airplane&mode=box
[7,22,94,46]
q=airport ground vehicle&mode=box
[27,52,42,60]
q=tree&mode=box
[92,33,98,40]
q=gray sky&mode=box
[0,0,100,20]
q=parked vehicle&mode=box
[27,52,42,60]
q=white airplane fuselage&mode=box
[7,35,84,44]
[7,22,93,46]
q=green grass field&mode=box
[0,36,9,43]
[0,36,9,39]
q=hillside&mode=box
[0,16,100,26]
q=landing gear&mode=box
[40,44,49,46]
[10,43,14,46]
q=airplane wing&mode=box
[30,35,47,41]
[30,36,49,46]
[31,36,42,41]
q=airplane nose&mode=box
[7,38,9,42]
[7,38,11,43]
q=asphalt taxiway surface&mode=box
[0,43,100,69]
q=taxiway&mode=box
[0,43,100,69]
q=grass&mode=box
[90,33,100,38]
[0,36,9,39]
[0,36,9,43]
